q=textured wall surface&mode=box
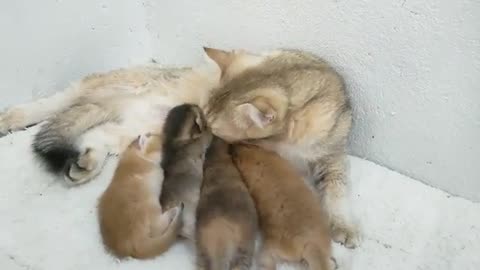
[146,0,480,201]
[0,0,151,108]
[0,1,478,201]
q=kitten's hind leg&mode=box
[196,251,210,270]
[0,85,80,136]
[257,246,276,270]
[302,243,334,270]
[151,204,184,237]
[231,247,254,270]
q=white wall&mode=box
[146,0,480,201]
[0,1,478,201]
[0,0,151,108]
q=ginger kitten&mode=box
[160,104,212,240]
[98,133,183,259]
[196,137,258,270]
[204,47,359,247]
[232,144,334,270]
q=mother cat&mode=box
[0,47,359,247]
[203,48,360,248]
[0,60,221,184]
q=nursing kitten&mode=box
[98,133,183,259]
[0,55,220,185]
[196,137,257,270]
[160,104,212,240]
[232,144,333,270]
[203,47,359,247]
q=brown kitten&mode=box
[160,104,212,240]
[98,133,183,259]
[232,144,333,270]
[196,137,258,270]
[203,47,359,247]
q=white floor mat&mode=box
[0,127,478,270]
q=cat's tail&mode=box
[32,103,118,174]
[132,204,183,259]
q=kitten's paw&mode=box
[165,204,184,233]
[65,148,105,185]
[331,220,361,248]
[0,108,27,136]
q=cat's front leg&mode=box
[0,87,79,136]
[314,155,361,248]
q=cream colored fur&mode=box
[0,60,221,185]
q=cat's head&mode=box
[203,47,288,142]
[130,133,163,163]
[203,47,270,82]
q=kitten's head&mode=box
[161,104,213,167]
[203,47,288,142]
[130,133,163,163]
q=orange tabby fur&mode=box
[232,144,333,270]
[98,133,182,259]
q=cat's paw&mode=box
[0,108,26,136]
[331,219,361,248]
[65,148,106,185]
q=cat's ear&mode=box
[203,47,233,76]
[236,102,276,128]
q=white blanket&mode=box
[0,127,479,270]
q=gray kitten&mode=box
[160,104,212,240]
[196,137,257,270]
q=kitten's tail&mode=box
[132,204,183,259]
[32,103,117,174]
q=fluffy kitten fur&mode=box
[0,59,220,185]
[203,47,359,247]
[160,104,212,240]
[98,133,183,259]
[196,137,257,270]
[232,144,333,270]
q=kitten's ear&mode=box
[236,102,276,128]
[133,134,149,150]
[203,47,233,76]
[177,109,205,141]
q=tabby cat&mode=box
[203,47,360,247]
